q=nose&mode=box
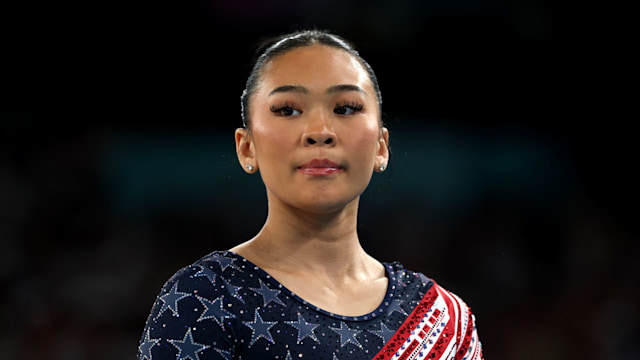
[304,133,335,145]
[302,111,337,147]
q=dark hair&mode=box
[240,29,382,127]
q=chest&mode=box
[222,278,398,360]
[262,270,389,317]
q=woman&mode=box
[138,30,483,360]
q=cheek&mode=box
[251,123,296,162]
[347,122,380,156]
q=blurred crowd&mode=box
[2,0,637,359]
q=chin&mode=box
[301,203,346,215]
[295,194,360,215]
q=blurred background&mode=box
[1,0,637,359]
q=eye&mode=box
[270,103,302,116]
[334,101,363,115]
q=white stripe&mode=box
[394,292,453,360]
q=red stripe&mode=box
[432,309,442,318]
[398,339,420,360]
[373,285,439,360]
[454,308,472,359]
[422,286,457,360]
[457,311,483,360]
[450,291,464,345]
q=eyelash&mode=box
[269,101,364,116]
[270,102,301,116]
[334,101,363,115]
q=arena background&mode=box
[1,0,637,359]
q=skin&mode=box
[232,44,390,316]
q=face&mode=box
[236,44,389,214]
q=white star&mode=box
[330,322,363,349]
[284,312,320,344]
[213,254,239,272]
[168,328,209,360]
[370,321,396,344]
[195,295,235,328]
[138,328,160,360]
[156,281,191,318]
[213,347,233,360]
[220,277,245,304]
[250,279,286,307]
[193,266,216,285]
[387,299,408,316]
[244,310,277,346]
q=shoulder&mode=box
[142,251,242,327]
[428,281,483,359]
[137,251,249,360]
[377,263,483,359]
[386,261,474,314]
[385,261,433,290]
[156,251,249,304]
[390,263,478,339]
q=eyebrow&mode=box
[268,84,366,96]
[268,85,307,96]
[327,84,366,95]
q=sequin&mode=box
[138,251,483,359]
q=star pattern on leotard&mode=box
[213,347,233,360]
[284,312,320,344]
[157,281,191,318]
[369,320,396,344]
[138,252,447,360]
[195,295,235,327]
[244,310,277,346]
[330,322,363,349]
[138,327,160,360]
[249,279,286,307]
[220,277,245,303]
[168,328,209,360]
[387,299,408,316]
[213,254,239,272]
[193,265,217,285]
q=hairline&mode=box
[249,43,380,123]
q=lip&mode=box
[297,158,343,176]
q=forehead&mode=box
[257,45,372,94]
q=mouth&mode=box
[297,159,343,176]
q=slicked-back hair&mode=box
[240,29,382,128]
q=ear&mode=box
[235,128,257,173]
[375,127,390,172]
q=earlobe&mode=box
[235,128,257,173]
[375,127,390,172]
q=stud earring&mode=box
[379,164,386,172]
[245,164,254,172]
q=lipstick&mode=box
[297,159,342,176]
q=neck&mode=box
[233,194,372,278]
